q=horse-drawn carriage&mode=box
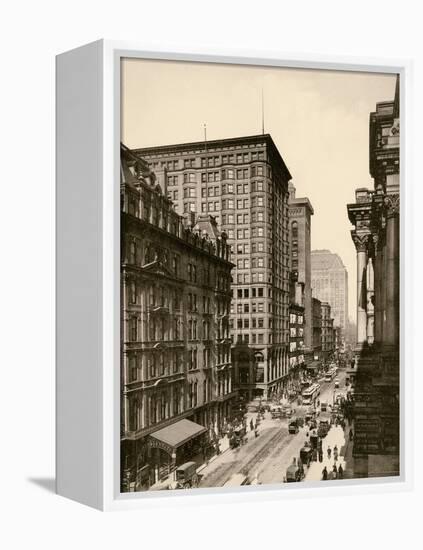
[229,426,247,449]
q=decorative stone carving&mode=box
[351,232,370,253]
[384,193,400,218]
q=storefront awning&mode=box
[148,419,206,454]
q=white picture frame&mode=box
[56,39,413,511]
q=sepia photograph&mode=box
[119,58,400,493]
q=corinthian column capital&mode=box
[384,193,400,218]
[351,231,370,253]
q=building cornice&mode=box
[132,133,292,182]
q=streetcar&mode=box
[324,367,337,382]
[301,383,321,406]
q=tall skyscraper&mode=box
[288,182,314,358]
[133,134,292,400]
[311,250,349,343]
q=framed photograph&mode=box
[56,40,412,510]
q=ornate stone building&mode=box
[347,76,400,477]
[120,145,234,491]
[133,134,292,400]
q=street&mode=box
[199,368,349,487]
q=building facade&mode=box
[321,302,335,363]
[311,297,322,372]
[289,304,305,370]
[347,76,400,478]
[133,134,292,400]
[120,145,234,491]
[288,272,305,373]
[311,249,349,346]
[288,183,314,361]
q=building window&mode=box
[129,356,137,382]
[130,318,138,342]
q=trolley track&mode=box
[199,425,293,487]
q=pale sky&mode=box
[121,58,397,323]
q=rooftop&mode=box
[311,250,347,271]
[132,133,292,182]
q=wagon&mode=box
[285,463,304,482]
[173,462,199,489]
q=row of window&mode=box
[168,181,269,201]
[128,241,228,287]
[236,287,265,299]
[290,327,304,337]
[230,301,266,313]
[236,257,267,269]
[150,150,266,171]
[127,371,232,431]
[235,333,265,344]
[289,313,304,324]
[232,318,266,329]
[178,165,270,184]
[235,272,267,283]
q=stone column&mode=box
[352,233,369,346]
[366,257,375,344]
[384,194,400,347]
[373,234,384,345]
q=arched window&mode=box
[291,221,298,238]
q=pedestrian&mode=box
[254,428,259,438]
[319,450,323,463]
[327,446,332,459]
[332,464,338,479]
[338,464,344,479]
[322,466,328,480]
[250,419,254,432]
[349,428,354,441]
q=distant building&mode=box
[311,250,349,344]
[309,297,322,375]
[133,134,292,400]
[289,273,305,372]
[321,302,335,363]
[288,183,314,359]
[120,145,234,491]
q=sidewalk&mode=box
[150,410,289,490]
[305,424,347,481]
